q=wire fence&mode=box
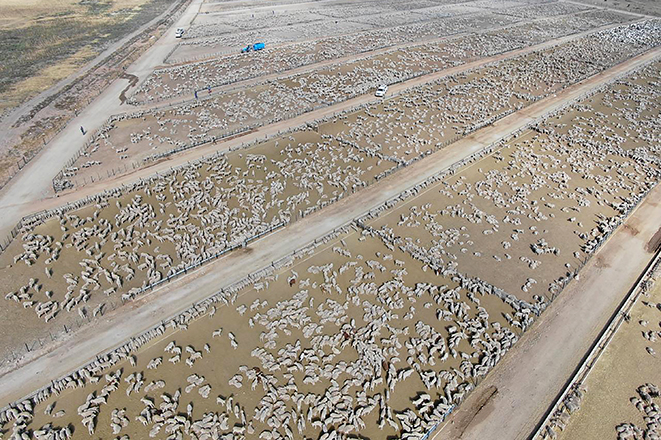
[139,28,476,104]
[0,51,659,422]
[126,10,632,107]
[421,405,456,440]
[532,248,661,440]
[26,50,657,252]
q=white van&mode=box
[375,85,388,97]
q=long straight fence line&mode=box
[127,220,287,299]
[532,246,661,440]
[0,52,657,421]
[56,61,433,192]
[5,218,285,366]
[160,4,609,68]
[1,0,192,196]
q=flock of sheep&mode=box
[135,7,626,103]
[0,0,660,437]
[5,21,656,352]
[59,18,652,188]
[174,0,594,56]
[365,59,661,301]
[0,30,659,440]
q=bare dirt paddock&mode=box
[56,19,652,190]
[1,21,657,372]
[0,51,658,440]
[544,260,661,440]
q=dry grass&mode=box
[0,0,175,117]
[555,266,661,439]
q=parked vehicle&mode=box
[242,42,266,53]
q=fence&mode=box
[532,248,661,440]
[144,27,475,104]
[159,1,617,76]
[130,9,631,107]
[0,49,658,422]
[52,101,325,191]
[421,405,456,440]
[126,220,287,298]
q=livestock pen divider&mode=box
[1,53,658,414]
[531,247,661,440]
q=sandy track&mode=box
[435,186,661,440]
[0,17,641,243]
[0,0,205,235]
[0,45,656,410]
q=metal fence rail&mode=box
[0,52,658,423]
[531,248,661,440]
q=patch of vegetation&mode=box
[79,0,113,15]
[0,0,175,98]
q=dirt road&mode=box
[0,18,640,244]
[0,0,204,236]
[435,184,661,440]
[0,47,656,409]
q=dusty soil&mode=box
[555,264,661,440]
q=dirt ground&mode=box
[572,0,661,17]
[0,40,658,440]
[554,262,661,439]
